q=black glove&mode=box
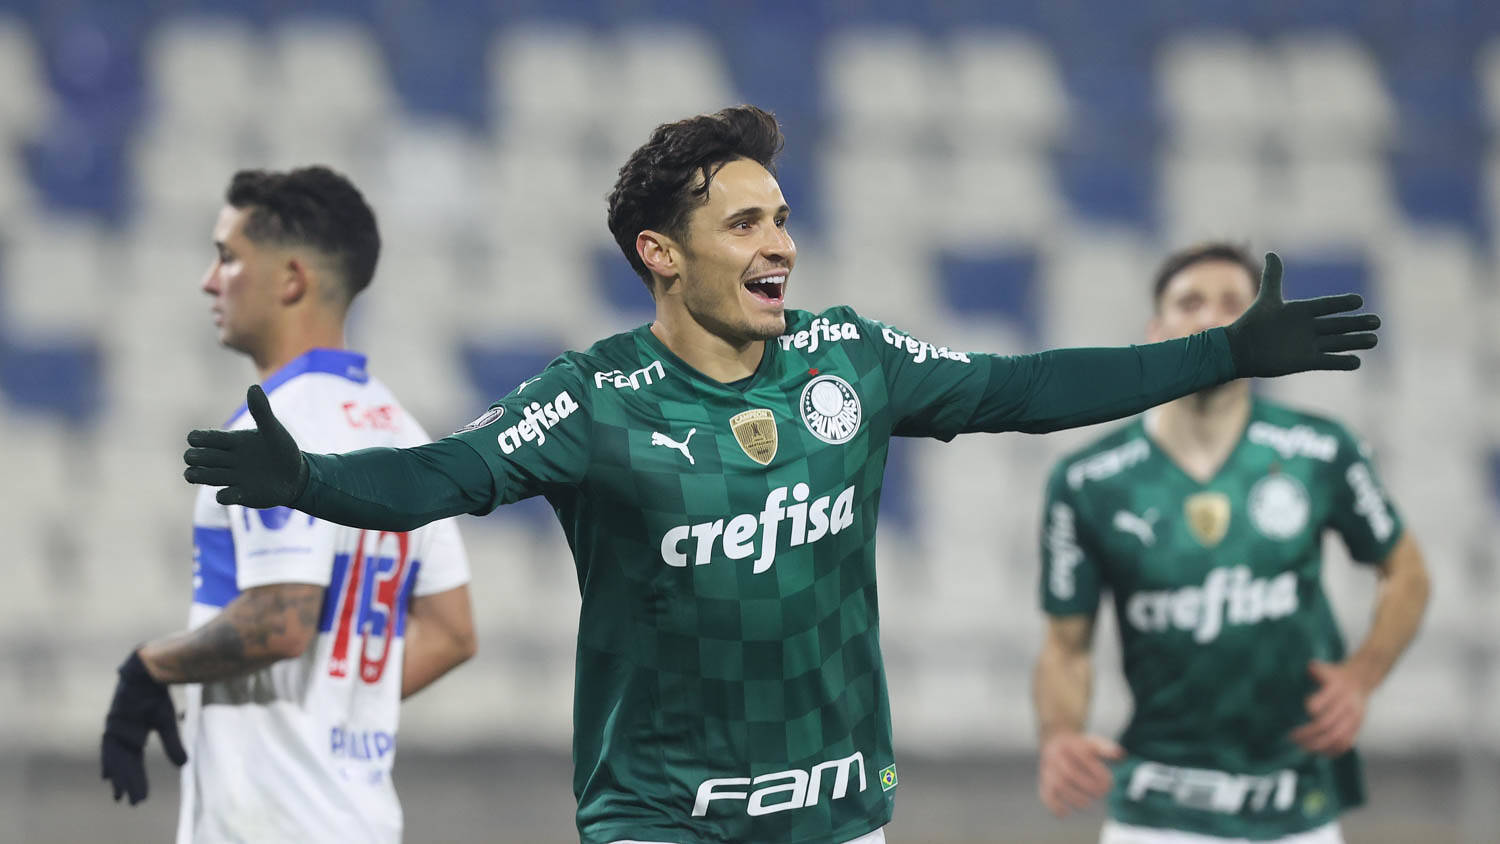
[1222,252,1380,377]
[184,384,309,508]
[102,651,187,805]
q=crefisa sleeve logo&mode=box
[799,374,861,444]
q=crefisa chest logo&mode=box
[799,374,861,444]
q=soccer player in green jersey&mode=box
[183,108,1382,844]
[1033,243,1430,844]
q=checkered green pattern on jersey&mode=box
[553,312,901,843]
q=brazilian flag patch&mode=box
[879,764,898,792]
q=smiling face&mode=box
[657,157,796,344]
[1149,258,1258,343]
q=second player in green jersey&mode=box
[1034,243,1429,844]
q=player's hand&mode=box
[1038,732,1123,818]
[101,651,187,805]
[1290,660,1368,757]
[184,384,309,507]
[1222,252,1380,377]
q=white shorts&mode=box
[1100,820,1343,844]
[612,826,886,844]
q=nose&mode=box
[762,225,795,265]
[201,262,220,295]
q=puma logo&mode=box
[1113,509,1159,547]
[651,428,697,465]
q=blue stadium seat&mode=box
[0,338,102,424]
[24,118,130,221]
[938,250,1040,341]
[879,435,916,533]
[458,343,563,405]
[1393,148,1483,236]
[595,246,656,321]
[1057,142,1156,228]
[381,6,492,127]
[1279,255,1370,305]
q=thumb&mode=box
[246,384,280,434]
[1308,660,1334,681]
[1259,251,1284,304]
[154,706,188,767]
[1088,736,1125,760]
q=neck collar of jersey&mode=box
[226,348,368,424]
[634,324,775,393]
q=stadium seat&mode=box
[0,15,52,141]
[488,24,604,145]
[263,19,392,164]
[1159,149,1268,247]
[823,28,940,150]
[0,216,113,340]
[1036,227,1154,349]
[142,16,264,139]
[937,248,1041,340]
[1264,154,1397,250]
[1273,33,1396,151]
[605,25,737,161]
[944,30,1068,150]
[1157,34,1272,150]
[931,149,1064,247]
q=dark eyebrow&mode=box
[724,204,790,223]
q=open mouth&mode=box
[743,274,787,305]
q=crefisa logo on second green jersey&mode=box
[1126,564,1298,643]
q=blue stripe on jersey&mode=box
[318,550,354,633]
[225,347,370,424]
[193,526,239,607]
[395,561,422,637]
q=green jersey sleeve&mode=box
[848,311,1237,440]
[1327,425,1404,564]
[444,359,593,512]
[1039,461,1104,617]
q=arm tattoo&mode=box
[145,584,325,684]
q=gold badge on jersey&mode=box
[1184,491,1232,547]
[730,408,778,466]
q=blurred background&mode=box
[0,0,1495,842]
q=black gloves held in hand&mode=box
[102,651,187,805]
[184,384,309,508]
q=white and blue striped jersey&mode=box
[179,348,471,844]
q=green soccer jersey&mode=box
[439,305,1234,844]
[1039,398,1405,840]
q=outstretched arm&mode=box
[883,252,1381,438]
[183,385,495,531]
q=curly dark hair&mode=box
[606,105,784,289]
[226,166,380,304]
[1152,241,1262,308]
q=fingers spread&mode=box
[1313,354,1362,371]
[1260,252,1284,301]
[1314,314,1380,336]
[1317,333,1378,353]
[183,447,234,469]
[186,429,236,450]
[1304,293,1364,317]
[184,467,236,487]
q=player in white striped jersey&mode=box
[100,167,476,844]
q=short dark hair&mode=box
[606,105,784,289]
[226,166,380,304]
[1152,241,1261,308]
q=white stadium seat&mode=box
[945,30,1069,150]
[1273,33,1395,152]
[1158,34,1275,151]
[824,28,940,150]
